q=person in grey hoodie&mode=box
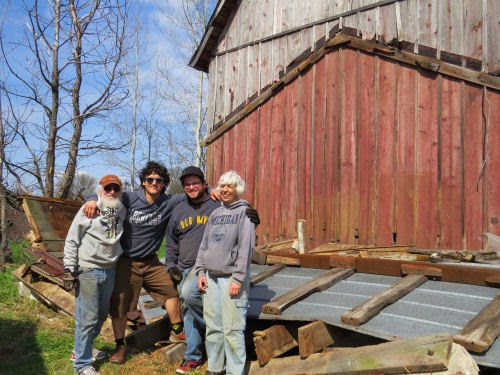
[64,175,126,375]
[195,170,255,375]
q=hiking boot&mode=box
[176,358,203,374]
[205,370,226,375]
[169,330,186,343]
[77,366,101,375]
[70,348,107,362]
[110,344,126,364]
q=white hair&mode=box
[218,170,245,195]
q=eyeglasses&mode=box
[183,181,202,188]
[104,184,121,193]
[145,177,164,185]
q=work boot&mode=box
[110,344,126,364]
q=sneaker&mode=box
[78,366,101,375]
[176,359,203,374]
[70,348,108,362]
[205,370,226,375]
[169,330,186,343]
[110,344,126,365]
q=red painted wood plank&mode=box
[245,112,259,207]
[439,77,463,249]
[486,89,500,236]
[232,112,247,181]
[299,68,314,249]
[376,57,397,245]
[357,52,377,244]
[395,64,417,246]
[416,72,439,248]
[463,84,484,249]
[282,80,299,240]
[339,49,359,244]
[311,57,327,248]
[211,137,224,185]
[270,91,285,242]
[223,122,236,171]
[256,105,272,243]
[324,52,341,243]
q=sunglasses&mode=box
[145,177,164,185]
[104,184,121,193]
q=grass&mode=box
[0,240,192,375]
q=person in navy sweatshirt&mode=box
[165,166,219,374]
[83,162,186,365]
[195,170,256,375]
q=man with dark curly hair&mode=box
[84,161,186,364]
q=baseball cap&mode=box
[99,174,122,187]
[180,166,205,183]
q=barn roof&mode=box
[189,0,237,72]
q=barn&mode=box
[189,0,500,251]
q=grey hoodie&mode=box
[63,203,126,273]
[194,199,255,285]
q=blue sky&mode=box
[1,0,215,192]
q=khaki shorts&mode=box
[109,254,178,318]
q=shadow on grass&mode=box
[0,318,46,375]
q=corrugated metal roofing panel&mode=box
[248,264,500,368]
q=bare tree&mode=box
[156,0,213,169]
[1,0,131,198]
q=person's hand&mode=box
[83,200,98,218]
[245,206,260,226]
[210,188,221,201]
[197,276,208,292]
[63,268,78,291]
[229,281,241,296]
[168,266,183,284]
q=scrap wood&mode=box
[248,334,453,374]
[251,264,287,286]
[253,325,298,366]
[341,274,428,326]
[265,254,300,266]
[453,294,500,352]
[309,244,415,255]
[262,268,354,315]
[29,247,65,274]
[401,263,442,278]
[256,239,296,252]
[298,321,334,359]
[327,255,500,287]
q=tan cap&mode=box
[99,174,122,187]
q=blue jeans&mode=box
[73,267,116,374]
[179,267,205,362]
[203,273,249,375]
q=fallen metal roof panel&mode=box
[248,264,500,369]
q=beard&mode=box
[98,194,123,210]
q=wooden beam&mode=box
[341,275,428,326]
[401,263,442,278]
[453,295,500,353]
[262,268,354,315]
[248,334,453,375]
[251,264,287,286]
[253,325,298,366]
[126,316,171,351]
[298,321,335,359]
[266,254,301,266]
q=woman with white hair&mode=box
[195,170,255,375]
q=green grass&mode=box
[0,240,178,375]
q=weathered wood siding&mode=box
[207,0,499,131]
[205,48,500,250]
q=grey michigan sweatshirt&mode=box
[195,199,255,285]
